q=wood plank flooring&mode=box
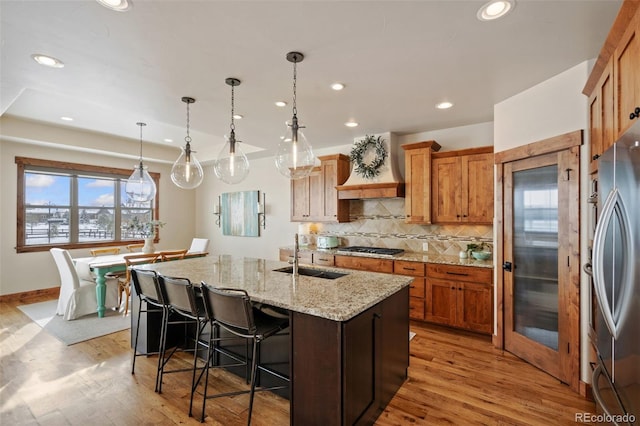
[1,294,594,425]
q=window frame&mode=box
[15,157,160,253]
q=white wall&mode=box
[494,60,593,384]
[0,136,196,296]
[194,156,300,260]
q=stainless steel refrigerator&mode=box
[592,118,640,425]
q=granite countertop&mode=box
[284,245,494,269]
[137,255,412,322]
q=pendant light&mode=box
[213,78,250,184]
[125,122,157,202]
[171,97,204,189]
[275,51,316,179]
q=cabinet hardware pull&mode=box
[403,267,416,271]
[446,271,468,276]
[630,107,640,120]
[592,154,600,161]
[451,286,455,290]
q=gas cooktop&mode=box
[335,246,405,258]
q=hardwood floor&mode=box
[1,293,594,425]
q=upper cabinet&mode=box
[431,146,494,224]
[401,141,441,224]
[290,154,351,223]
[613,7,640,138]
[584,1,640,173]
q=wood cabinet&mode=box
[426,264,493,334]
[278,248,312,265]
[401,141,441,224]
[431,146,494,224]
[334,254,394,274]
[393,260,426,320]
[588,60,614,172]
[585,2,640,173]
[312,252,335,267]
[290,154,351,223]
[613,7,640,138]
[291,286,409,425]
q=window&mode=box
[16,157,160,253]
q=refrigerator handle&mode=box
[592,365,617,424]
[592,188,623,338]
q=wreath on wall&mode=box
[350,135,387,179]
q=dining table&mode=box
[73,250,208,318]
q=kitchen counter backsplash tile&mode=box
[288,245,493,269]
[302,198,493,257]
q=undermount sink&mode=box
[273,266,348,280]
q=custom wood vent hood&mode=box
[336,132,406,199]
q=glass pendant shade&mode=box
[214,77,249,184]
[125,122,156,202]
[171,146,204,189]
[126,163,156,202]
[214,134,250,184]
[275,122,315,179]
[276,52,316,179]
[171,96,204,189]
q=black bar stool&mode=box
[130,268,168,392]
[195,282,290,425]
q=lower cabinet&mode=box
[291,286,409,426]
[393,260,426,320]
[426,264,493,334]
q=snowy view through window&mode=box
[24,171,153,246]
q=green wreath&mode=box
[350,135,387,179]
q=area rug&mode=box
[17,300,130,346]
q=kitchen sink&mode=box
[273,266,348,280]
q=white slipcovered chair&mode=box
[51,248,119,320]
[187,238,209,253]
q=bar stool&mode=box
[129,269,169,392]
[156,275,207,396]
[195,283,290,424]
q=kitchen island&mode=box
[137,255,412,426]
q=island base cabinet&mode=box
[290,286,409,426]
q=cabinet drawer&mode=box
[313,253,335,266]
[409,277,425,299]
[394,260,426,277]
[279,249,313,265]
[409,298,425,320]
[334,255,394,274]
[427,264,492,283]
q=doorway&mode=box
[495,132,581,392]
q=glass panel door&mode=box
[512,165,559,350]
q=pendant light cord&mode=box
[138,123,143,162]
[292,59,297,116]
[230,82,236,133]
[185,101,192,146]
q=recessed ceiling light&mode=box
[60,116,73,121]
[163,138,173,143]
[477,0,514,21]
[275,101,287,107]
[436,101,453,110]
[331,83,345,91]
[233,114,243,120]
[345,121,358,128]
[31,54,64,68]
[96,0,132,12]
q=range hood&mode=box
[336,132,405,199]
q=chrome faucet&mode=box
[291,233,300,277]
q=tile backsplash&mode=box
[304,199,493,256]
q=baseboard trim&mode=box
[0,287,59,303]
[580,380,594,401]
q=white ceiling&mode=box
[0,0,621,162]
